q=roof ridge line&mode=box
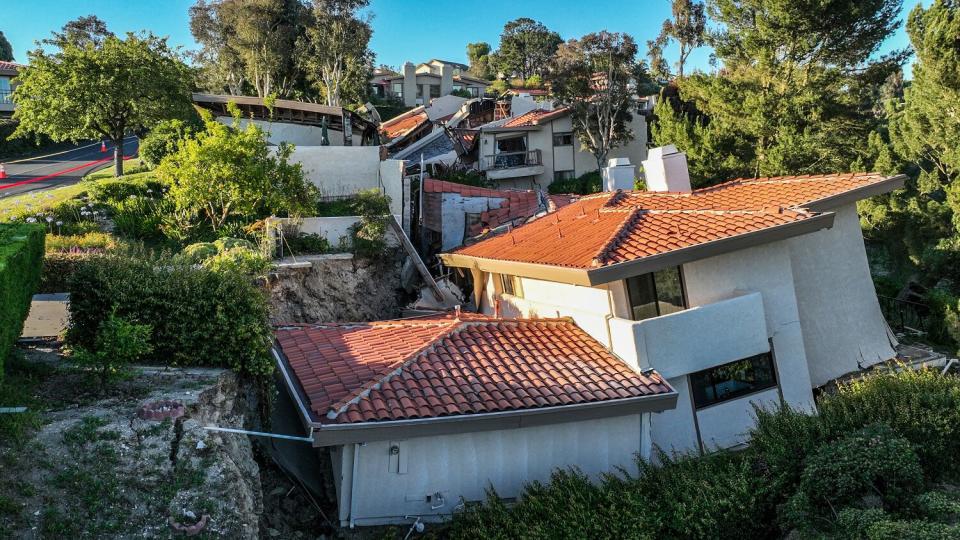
[325,320,465,419]
[591,206,642,267]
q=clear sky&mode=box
[1,0,922,75]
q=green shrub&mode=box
[278,232,331,257]
[66,254,273,376]
[45,232,117,253]
[350,189,391,258]
[40,252,95,294]
[73,313,153,385]
[780,424,923,531]
[548,171,602,195]
[179,242,218,264]
[139,118,199,168]
[0,224,45,378]
[202,247,269,275]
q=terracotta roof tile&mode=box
[451,172,897,269]
[275,314,673,424]
[381,109,429,140]
[501,107,571,128]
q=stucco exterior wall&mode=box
[786,204,896,386]
[334,413,649,526]
[224,117,361,146]
[439,194,506,250]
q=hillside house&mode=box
[372,60,490,107]
[475,105,648,190]
[273,313,677,526]
[0,61,21,117]
[440,149,904,453]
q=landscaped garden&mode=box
[448,367,960,539]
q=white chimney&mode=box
[642,145,691,193]
[603,157,636,192]
[402,62,417,107]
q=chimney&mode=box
[602,157,637,192]
[440,63,454,97]
[642,145,691,193]
[402,62,417,107]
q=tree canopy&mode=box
[0,31,13,62]
[652,0,905,187]
[491,18,562,81]
[466,41,494,80]
[43,15,114,49]
[298,0,374,106]
[12,30,194,176]
[549,31,649,173]
[647,0,706,80]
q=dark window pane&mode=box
[627,273,659,321]
[654,268,685,315]
[500,274,515,296]
[690,353,777,409]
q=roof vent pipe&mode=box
[642,145,691,193]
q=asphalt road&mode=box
[0,135,139,199]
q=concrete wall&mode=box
[439,193,506,250]
[787,204,896,386]
[286,146,404,217]
[269,215,401,252]
[334,413,650,526]
[224,117,361,146]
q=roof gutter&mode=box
[306,391,678,447]
[272,345,319,436]
[441,211,836,287]
[803,174,907,212]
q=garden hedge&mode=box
[0,224,45,378]
[66,254,273,376]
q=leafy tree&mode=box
[190,0,306,98]
[12,33,194,177]
[549,31,649,173]
[139,118,202,168]
[298,0,374,106]
[0,31,13,62]
[157,110,316,233]
[652,0,904,186]
[491,18,562,81]
[648,0,707,80]
[466,41,494,80]
[43,15,113,49]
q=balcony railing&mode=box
[878,295,929,334]
[482,149,542,170]
[0,90,12,105]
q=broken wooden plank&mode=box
[388,215,444,301]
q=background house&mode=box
[373,60,490,107]
[0,61,21,117]
[441,149,902,453]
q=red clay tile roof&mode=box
[423,178,541,237]
[0,61,22,75]
[449,172,896,270]
[501,107,570,128]
[275,314,673,424]
[381,109,429,140]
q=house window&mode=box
[453,84,464,92]
[430,84,441,98]
[499,274,522,298]
[392,82,403,99]
[554,170,575,182]
[552,132,573,146]
[690,353,777,409]
[625,267,685,321]
[469,87,480,97]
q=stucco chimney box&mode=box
[642,145,691,193]
[603,157,636,192]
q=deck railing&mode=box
[878,295,930,334]
[0,90,12,104]
[481,149,542,170]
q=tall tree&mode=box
[466,41,494,80]
[190,0,305,98]
[652,0,904,186]
[648,0,706,80]
[12,33,194,177]
[0,31,13,62]
[491,18,562,81]
[298,0,374,106]
[549,31,649,173]
[43,15,114,49]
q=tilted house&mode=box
[273,313,677,526]
[441,150,904,453]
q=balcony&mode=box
[0,90,13,113]
[608,291,770,378]
[482,149,544,180]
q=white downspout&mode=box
[349,442,362,528]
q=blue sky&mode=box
[2,0,921,75]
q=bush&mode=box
[278,231,331,257]
[178,238,268,275]
[73,313,153,385]
[45,232,117,253]
[139,118,199,168]
[780,424,923,531]
[66,254,273,376]
[350,189,391,258]
[0,224,45,378]
[41,252,96,294]
[548,171,602,195]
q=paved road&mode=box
[0,135,139,199]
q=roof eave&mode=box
[803,174,907,212]
[440,253,595,286]
[585,211,836,286]
[308,391,678,447]
[271,345,321,432]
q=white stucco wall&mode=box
[439,194,506,250]
[786,204,897,386]
[335,413,649,526]
[270,215,400,252]
[221,117,361,146]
